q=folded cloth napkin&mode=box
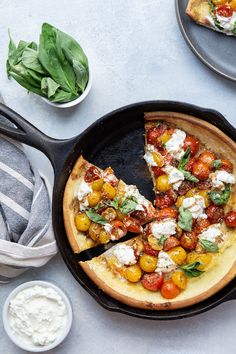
[0,98,57,282]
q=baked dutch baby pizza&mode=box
[80,112,236,310]
[186,0,236,36]
[63,156,156,253]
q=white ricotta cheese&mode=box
[8,285,67,346]
[77,179,92,201]
[182,196,207,219]
[216,12,236,33]
[151,219,176,240]
[198,223,222,243]
[124,184,149,208]
[113,244,136,266]
[143,151,157,167]
[104,223,112,234]
[155,251,176,273]
[210,170,236,190]
[164,165,185,190]
[165,129,186,160]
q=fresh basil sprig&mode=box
[7,23,89,103]
[212,159,221,170]
[199,238,219,253]
[178,146,199,183]
[182,170,199,183]
[103,197,120,210]
[119,196,138,214]
[181,262,204,278]
[158,235,167,246]
[209,184,230,205]
[178,207,192,232]
[85,209,108,225]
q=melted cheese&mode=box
[165,129,186,160]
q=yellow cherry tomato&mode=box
[116,210,126,221]
[186,252,212,270]
[168,246,187,265]
[212,0,227,4]
[98,230,111,244]
[75,213,91,231]
[139,254,157,272]
[172,270,187,290]
[230,0,236,10]
[152,152,164,167]
[156,174,171,192]
[185,188,198,198]
[87,191,102,207]
[124,265,142,282]
[102,183,116,199]
[175,196,185,208]
[101,207,117,222]
[91,178,104,191]
[88,222,102,241]
[148,235,162,251]
[158,131,171,144]
[198,190,211,207]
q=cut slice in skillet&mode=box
[63,155,156,253]
[81,112,236,310]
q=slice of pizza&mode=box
[63,156,156,253]
[186,0,236,36]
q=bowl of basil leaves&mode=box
[7,23,91,108]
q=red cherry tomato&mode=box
[216,4,233,17]
[195,219,210,234]
[220,159,233,173]
[157,207,178,221]
[185,157,196,172]
[192,160,210,180]
[84,166,101,183]
[155,190,176,209]
[183,136,199,156]
[224,211,236,227]
[143,242,159,257]
[162,151,174,165]
[110,220,127,238]
[163,237,180,251]
[161,281,181,299]
[123,216,142,233]
[206,205,224,224]
[146,124,167,145]
[141,272,164,291]
[198,151,216,168]
[180,231,198,250]
[130,205,147,224]
[151,166,165,177]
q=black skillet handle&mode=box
[0,103,77,174]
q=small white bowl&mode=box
[2,280,73,352]
[42,69,92,108]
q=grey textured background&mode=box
[1,1,236,353]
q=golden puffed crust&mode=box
[81,112,236,310]
[186,0,213,28]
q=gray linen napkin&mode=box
[0,96,57,282]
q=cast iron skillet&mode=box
[0,101,235,320]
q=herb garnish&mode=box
[178,146,199,183]
[199,238,219,253]
[178,207,192,232]
[209,184,230,205]
[181,262,204,278]
[212,159,222,170]
[85,209,108,225]
[158,235,168,246]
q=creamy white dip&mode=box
[8,285,67,346]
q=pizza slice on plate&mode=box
[63,156,156,253]
[186,0,236,36]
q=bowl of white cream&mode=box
[2,280,73,352]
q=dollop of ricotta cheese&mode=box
[77,179,92,201]
[164,165,185,190]
[151,219,176,240]
[182,196,207,219]
[113,244,136,266]
[143,144,157,167]
[8,285,67,347]
[210,170,236,190]
[198,223,222,243]
[124,184,149,209]
[155,251,176,273]
[165,129,186,160]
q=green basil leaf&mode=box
[50,89,77,103]
[182,170,199,183]
[181,262,204,278]
[72,59,89,92]
[212,159,221,170]
[209,184,230,205]
[22,47,47,74]
[158,235,167,246]
[41,77,60,98]
[8,70,44,96]
[119,196,138,214]
[104,197,120,210]
[199,238,219,253]
[178,146,191,170]
[178,207,192,232]
[39,23,77,94]
[85,209,108,225]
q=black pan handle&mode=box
[0,103,77,174]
